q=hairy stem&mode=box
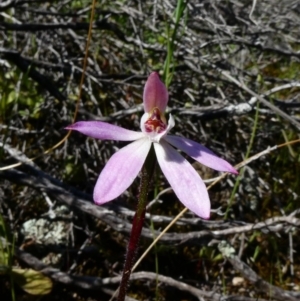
[117,146,156,301]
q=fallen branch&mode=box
[218,241,300,301]
[16,248,273,301]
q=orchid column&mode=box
[66,72,238,300]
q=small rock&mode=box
[232,276,244,286]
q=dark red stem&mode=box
[117,209,146,301]
[117,146,156,301]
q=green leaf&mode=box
[7,91,16,104]
[11,268,52,295]
[0,250,9,266]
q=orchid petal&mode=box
[94,138,151,204]
[140,112,149,132]
[164,135,238,174]
[143,72,169,113]
[66,121,145,141]
[166,114,175,132]
[154,140,210,219]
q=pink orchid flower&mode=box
[66,72,237,219]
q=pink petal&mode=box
[154,140,210,219]
[143,72,169,113]
[94,138,151,204]
[164,135,238,174]
[65,121,145,141]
